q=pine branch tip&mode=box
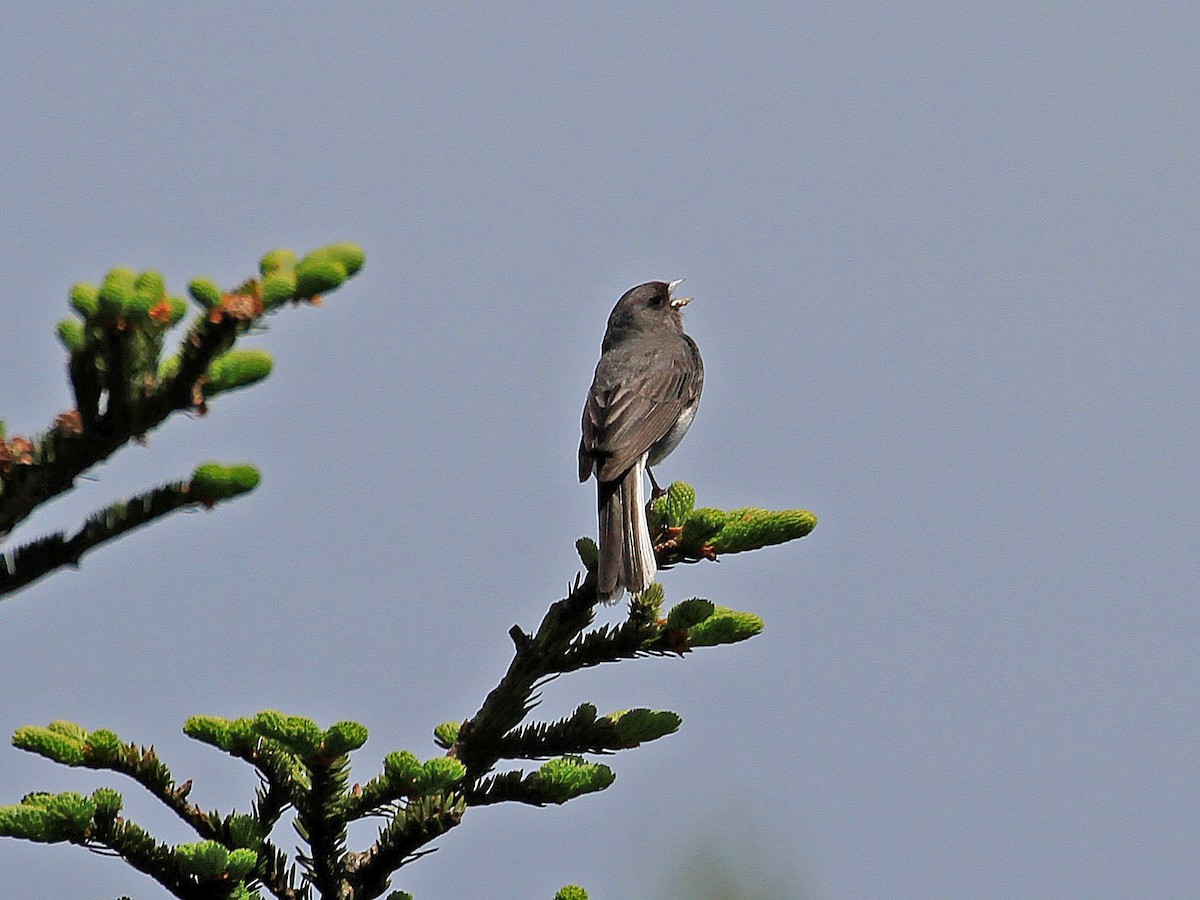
[188,462,261,505]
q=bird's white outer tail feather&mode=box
[597,453,656,603]
[622,455,656,596]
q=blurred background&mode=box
[1,4,1197,898]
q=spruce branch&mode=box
[91,815,209,900]
[2,538,784,898]
[11,723,217,840]
[344,793,465,898]
[0,244,364,594]
[3,491,803,897]
[649,480,817,566]
[0,789,234,900]
[184,714,311,808]
[343,752,465,822]
[294,756,351,900]
[465,757,615,807]
[0,463,259,597]
[448,493,801,786]
[450,569,600,782]
[485,703,681,760]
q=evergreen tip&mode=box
[664,486,817,560]
[678,507,726,554]
[633,582,665,618]
[226,848,259,879]
[433,721,462,749]
[575,536,599,571]
[85,729,123,763]
[293,243,365,300]
[69,282,99,318]
[226,814,263,850]
[383,750,423,784]
[252,710,322,757]
[319,242,366,276]
[652,480,697,527]
[686,607,764,647]
[132,270,167,305]
[416,757,467,794]
[259,248,297,277]
[294,259,346,300]
[166,295,189,326]
[188,277,223,309]
[4,792,96,842]
[665,597,715,630]
[529,756,615,804]
[46,720,88,742]
[261,271,297,308]
[205,348,274,396]
[90,787,123,818]
[12,725,86,766]
[322,720,369,756]
[158,354,180,380]
[189,462,261,504]
[709,508,818,554]
[122,290,155,324]
[0,804,53,843]
[183,715,234,748]
[175,840,231,880]
[43,792,96,838]
[604,708,682,746]
[97,268,137,318]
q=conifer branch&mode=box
[465,756,615,807]
[0,244,364,594]
[0,467,256,598]
[294,757,351,898]
[345,794,465,898]
[90,815,209,900]
[450,570,600,783]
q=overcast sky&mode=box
[1,4,1197,898]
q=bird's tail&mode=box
[597,454,656,603]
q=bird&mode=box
[579,280,704,601]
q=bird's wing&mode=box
[580,337,699,483]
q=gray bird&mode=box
[579,280,704,601]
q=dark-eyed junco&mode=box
[579,280,704,601]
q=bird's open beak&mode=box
[668,278,692,308]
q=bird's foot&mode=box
[647,466,667,500]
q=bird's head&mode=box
[604,280,692,343]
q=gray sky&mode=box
[1,4,1197,898]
